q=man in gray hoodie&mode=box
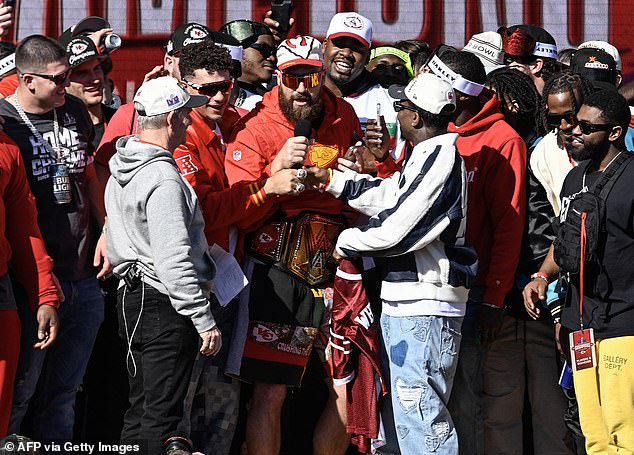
[105,76,218,455]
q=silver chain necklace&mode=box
[10,90,63,162]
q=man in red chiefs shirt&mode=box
[173,38,303,455]
[224,35,363,455]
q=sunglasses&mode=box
[576,120,616,135]
[280,72,321,90]
[546,111,576,129]
[25,69,71,86]
[182,79,233,97]
[393,100,420,114]
[504,54,535,66]
[249,43,276,59]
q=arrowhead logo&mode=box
[307,144,338,168]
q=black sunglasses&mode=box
[393,100,421,114]
[504,54,535,66]
[576,120,616,135]
[546,111,576,129]
[182,79,233,97]
[25,69,70,86]
[249,42,276,59]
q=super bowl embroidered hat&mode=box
[277,35,323,70]
[389,73,456,115]
[133,76,208,116]
[326,12,373,48]
[65,36,105,68]
[463,32,504,74]
[166,23,211,56]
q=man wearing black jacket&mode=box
[525,89,634,454]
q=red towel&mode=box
[331,259,387,453]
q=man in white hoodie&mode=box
[308,73,478,454]
[105,76,219,455]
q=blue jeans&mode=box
[10,277,104,441]
[378,313,463,455]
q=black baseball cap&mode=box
[59,16,111,48]
[166,23,211,56]
[66,36,105,68]
[570,48,617,91]
[505,25,557,60]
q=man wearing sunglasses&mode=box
[94,22,211,186]
[424,48,527,454]
[307,73,476,454]
[0,35,107,443]
[529,72,594,230]
[221,20,276,111]
[225,35,362,455]
[172,38,303,455]
[527,90,634,454]
[519,72,596,455]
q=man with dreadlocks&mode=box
[523,71,596,455]
[483,67,572,455]
[529,72,595,226]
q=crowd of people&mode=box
[0,2,633,455]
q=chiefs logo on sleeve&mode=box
[175,154,199,175]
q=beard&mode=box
[565,138,606,162]
[279,89,324,124]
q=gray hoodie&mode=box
[105,135,215,332]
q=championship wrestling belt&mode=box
[249,221,291,263]
[284,213,345,286]
[249,213,345,286]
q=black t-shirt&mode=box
[0,94,96,281]
[557,156,634,338]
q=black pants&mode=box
[117,283,198,454]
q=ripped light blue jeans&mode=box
[378,313,463,454]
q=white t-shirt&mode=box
[344,83,405,160]
[382,299,467,317]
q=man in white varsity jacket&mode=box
[308,73,478,454]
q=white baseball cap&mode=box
[389,73,456,115]
[578,40,622,71]
[326,12,373,48]
[133,76,208,116]
[463,31,504,74]
[277,35,323,71]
